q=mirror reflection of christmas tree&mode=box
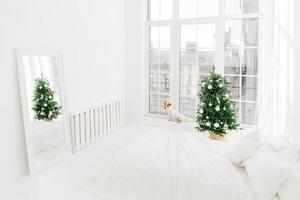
[32,75,61,121]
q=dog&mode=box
[163,101,185,123]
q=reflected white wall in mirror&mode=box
[16,50,68,174]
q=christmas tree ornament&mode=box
[196,70,239,141]
[214,123,220,128]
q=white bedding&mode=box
[87,128,254,200]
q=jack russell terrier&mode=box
[163,101,185,123]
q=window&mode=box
[146,0,260,127]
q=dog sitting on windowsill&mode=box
[163,101,185,123]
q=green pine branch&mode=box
[196,70,239,135]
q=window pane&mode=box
[181,25,197,49]
[241,103,257,125]
[159,51,170,71]
[149,0,172,20]
[225,0,259,15]
[179,0,197,19]
[241,77,258,101]
[197,0,218,17]
[150,27,160,49]
[150,50,159,71]
[158,95,170,115]
[179,97,198,118]
[243,48,258,75]
[179,24,215,118]
[149,72,159,92]
[225,47,240,75]
[149,94,169,115]
[225,19,258,47]
[225,76,240,100]
[197,24,216,48]
[149,26,171,116]
[225,20,242,47]
[181,24,215,49]
[243,18,259,46]
[179,0,218,19]
[231,101,240,120]
[159,72,170,93]
[179,74,207,96]
[198,50,214,73]
[159,26,171,49]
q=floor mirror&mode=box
[16,50,68,174]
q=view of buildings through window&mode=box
[147,0,259,126]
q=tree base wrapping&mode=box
[209,132,226,141]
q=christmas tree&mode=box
[196,70,239,137]
[32,76,61,121]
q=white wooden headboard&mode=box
[70,99,125,153]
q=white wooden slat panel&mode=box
[85,111,91,145]
[108,104,112,133]
[116,102,119,128]
[80,112,86,149]
[121,100,125,126]
[112,103,116,132]
[70,99,125,153]
[70,115,76,152]
[118,101,122,127]
[93,109,97,142]
[100,107,104,137]
[75,114,81,152]
[94,109,99,141]
[104,105,108,134]
[89,110,94,144]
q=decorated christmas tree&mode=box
[32,76,61,121]
[196,70,239,139]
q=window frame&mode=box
[145,0,263,129]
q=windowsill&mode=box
[144,115,256,133]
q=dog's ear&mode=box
[164,101,167,106]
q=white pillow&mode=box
[278,168,300,200]
[245,145,293,200]
[263,137,289,152]
[227,130,260,167]
[278,146,300,163]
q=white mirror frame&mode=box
[15,49,70,175]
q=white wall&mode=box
[292,0,300,144]
[124,0,145,124]
[0,0,125,187]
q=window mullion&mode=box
[172,0,180,111]
[215,0,225,74]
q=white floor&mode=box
[0,124,245,200]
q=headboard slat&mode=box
[70,99,125,153]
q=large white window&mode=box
[146,0,260,127]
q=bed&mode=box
[85,125,257,200]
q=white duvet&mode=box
[88,129,253,200]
